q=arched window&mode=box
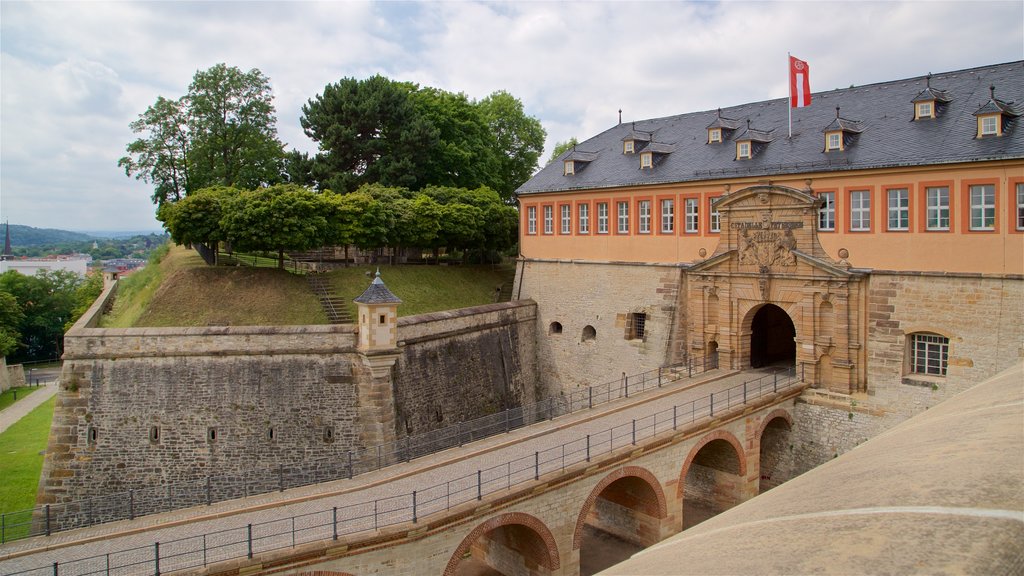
[549,321,563,335]
[582,325,597,342]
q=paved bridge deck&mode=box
[0,367,800,575]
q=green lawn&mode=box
[0,386,38,411]
[0,396,55,521]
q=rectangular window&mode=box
[708,128,721,143]
[640,153,652,169]
[578,203,590,234]
[624,140,634,154]
[850,190,871,231]
[818,192,835,231]
[710,199,721,233]
[1017,183,1024,230]
[887,188,909,231]
[527,206,537,235]
[543,205,553,234]
[563,160,575,175]
[916,101,933,119]
[638,200,651,234]
[826,132,842,151]
[925,186,949,230]
[660,199,674,233]
[737,142,751,159]
[597,202,609,234]
[685,198,699,233]
[560,204,571,234]
[980,115,998,136]
[617,201,630,234]
[970,184,995,230]
[911,333,948,376]
[625,312,647,341]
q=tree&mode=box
[120,64,285,208]
[160,186,237,262]
[301,76,438,193]
[0,270,86,361]
[412,88,499,191]
[0,291,24,358]
[220,185,328,269]
[548,137,578,164]
[119,96,190,206]
[478,91,546,201]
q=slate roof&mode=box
[353,271,402,304]
[517,61,1024,196]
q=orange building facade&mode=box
[514,62,1023,403]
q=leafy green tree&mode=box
[120,64,285,208]
[0,270,84,361]
[220,185,328,268]
[0,291,25,358]
[478,91,546,201]
[413,88,498,191]
[119,96,191,206]
[282,150,318,188]
[302,76,438,193]
[67,272,103,331]
[548,137,578,164]
[160,186,237,262]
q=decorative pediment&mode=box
[689,247,854,279]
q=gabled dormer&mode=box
[622,124,652,154]
[706,108,742,144]
[973,85,1019,138]
[639,142,675,170]
[822,107,865,152]
[911,74,952,120]
[563,148,599,176]
[734,120,773,160]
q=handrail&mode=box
[3,366,801,576]
[0,359,714,543]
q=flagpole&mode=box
[787,52,792,139]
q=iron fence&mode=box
[4,366,800,576]
[0,359,718,544]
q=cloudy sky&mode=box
[1,1,1021,233]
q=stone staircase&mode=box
[307,273,352,324]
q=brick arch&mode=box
[755,408,793,448]
[676,430,747,498]
[740,301,801,337]
[572,465,668,550]
[442,511,560,576]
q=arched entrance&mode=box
[679,432,747,530]
[445,513,560,576]
[574,467,668,576]
[749,304,796,368]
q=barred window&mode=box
[911,333,948,376]
[625,312,647,341]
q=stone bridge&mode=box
[0,369,806,576]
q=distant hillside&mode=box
[4,225,97,246]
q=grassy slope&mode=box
[102,243,517,326]
[327,264,515,318]
[0,396,55,516]
[103,245,327,327]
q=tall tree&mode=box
[160,186,237,262]
[478,91,546,201]
[120,64,285,208]
[119,96,190,206]
[412,88,499,191]
[0,291,25,358]
[301,75,438,193]
[548,137,578,164]
[220,185,328,269]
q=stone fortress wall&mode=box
[39,283,538,511]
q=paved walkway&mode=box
[0,381,58,435]
[0,367,799,575]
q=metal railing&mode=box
[4,366,800,576]
[0,359,717,544]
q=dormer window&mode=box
[915,101,934,120]
[825,131,843,151]
[821,107,863,153]
[561,149,598,176]
[912,74,952,121]
[705,108,741,145]
[736,141,751,159]
[708,128,722,144]
[972,85,1018,139]
[563,160,575,175]
[624,140,635,154]
[640,151,653,169]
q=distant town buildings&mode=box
[0,254,92,276]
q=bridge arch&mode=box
[757,409,794,493]
[678,430,747,529]
[572,465,667,550]
[443,512,560,576]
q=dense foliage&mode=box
[6,230,169,261]
[160,184,518,268]
[0,270,103,362]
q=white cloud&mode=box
[1,0,1021,231]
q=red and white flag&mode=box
[789,56,811,108]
